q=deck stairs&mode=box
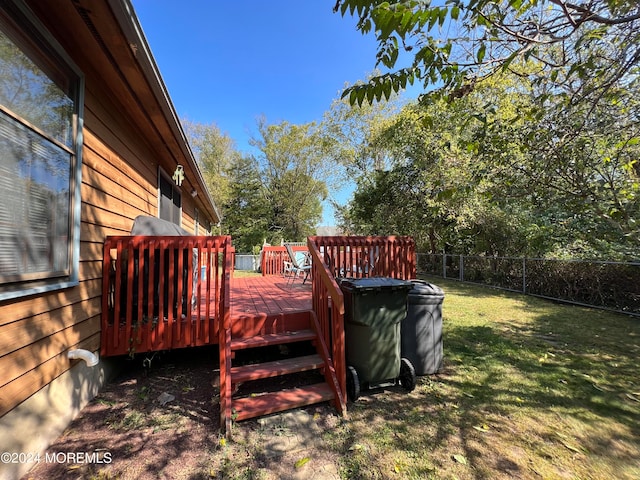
[226,309,343,422]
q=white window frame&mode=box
[0,0,84,301]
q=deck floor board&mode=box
[230,275,312,319]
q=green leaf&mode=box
[294,457,311,469]
[477,43,486,63]
[366,87,376,104]
[383,80,393,99]
[400,9,414,34]
[501,51,518,72]
[509,0,523,10]
[427,8,438,30]
[438,7,447,26]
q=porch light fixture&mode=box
[172,164,185,186]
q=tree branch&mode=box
[549,0,640,26]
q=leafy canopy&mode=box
[337,71,640,258]
[334,0,640,106]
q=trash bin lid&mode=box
[338,277,413,292]
[409,279,444,297]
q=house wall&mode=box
[0,2,210,478]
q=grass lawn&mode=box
[30,274,638,479]
[322,276,640,479]
[232,270,263,278]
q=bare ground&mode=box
[21,345,344,480]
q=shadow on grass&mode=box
[322,280,640,479]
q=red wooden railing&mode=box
[308,309,346,416]
[308,235,416,405]
[260,244,309,276]
[313,236,416,280]
[101,235,231,357]
[308,238,346,407]
[218,241,234,436]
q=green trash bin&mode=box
[339,277,415,400]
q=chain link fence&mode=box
[417,254,640,317]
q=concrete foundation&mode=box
[0,354,123,480]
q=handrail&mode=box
[219,236,233,437]
[311,235,416,280]
[308,235,416,407]
[101,235,230,357]
[308,310,346,416]
[308,238,345,404]
[260,245,308,276]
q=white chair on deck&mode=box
[284,245,311,285]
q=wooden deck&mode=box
[101,235,415,436]
[230,274,311,317]
[229,275,312,339]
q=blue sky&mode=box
[131,1,416,225]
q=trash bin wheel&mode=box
[399,358,416,392]
[346,365,360,402]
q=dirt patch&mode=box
[22,346,343,480]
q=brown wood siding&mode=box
[0,85,161,419]
[0,0,211,420]
[0,334,100,418]
[0,96,205,418]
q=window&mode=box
[159,172,181,225]
[0,1,83,300]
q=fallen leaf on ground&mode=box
[294,457,311,469]
[156,392,175,406]
[561,440,582,454]
[453,454,467,465]
[473,424,490,432]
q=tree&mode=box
[334,1,640,107]
[321,79,403,176]
[476,79,640,258]
[183,119,239,213]
[250,118,332,241]
[338,70,640,258]
[222,155,270,252]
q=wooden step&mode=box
[231,354,324,383]
[230,329,316,351]
[232,383,334,421]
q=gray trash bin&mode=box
[401,280,444,375]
